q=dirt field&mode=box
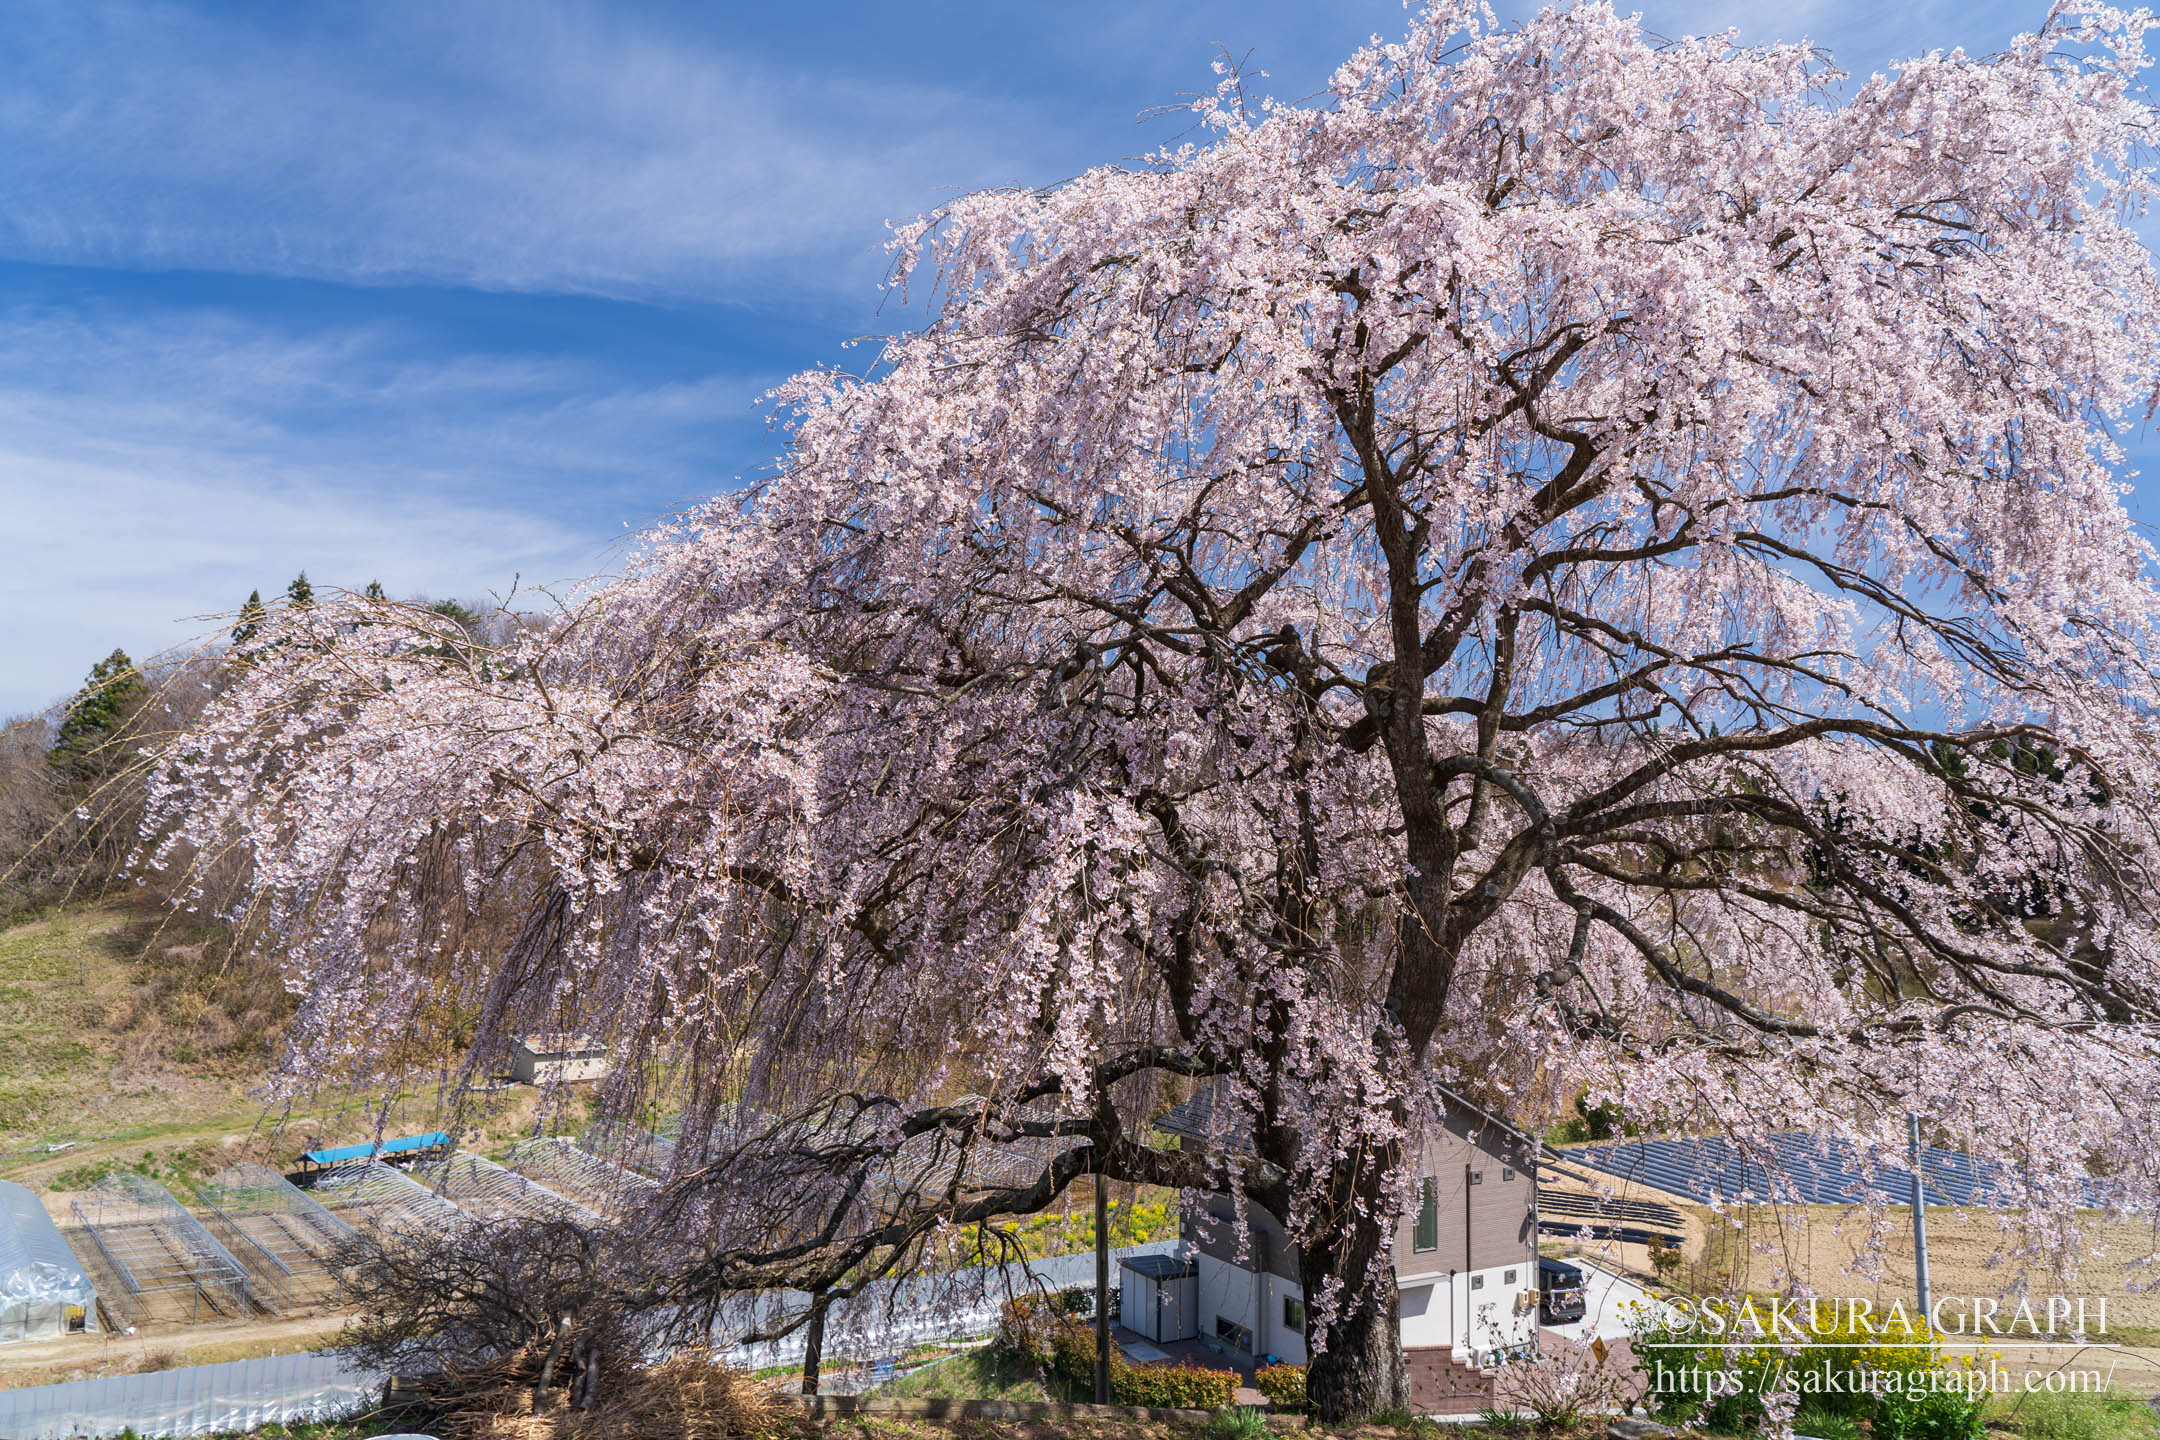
[0,1311,352,1391]
[1543,1170,2160,1397]
[0,899,589,1388]
[1543,1165,2160,1318]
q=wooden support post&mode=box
[1095,1173,1111,1403]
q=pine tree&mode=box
[50,649,146,780]
[363,580,386,601]
[429,598,481,633]
[232,590,267,647]
[285,572,315,609]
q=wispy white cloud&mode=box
[0,302,769,717]
[0,0,1058,300]
[0,0,2043,304]
[0,0,2081,723]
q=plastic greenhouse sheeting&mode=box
[0,1349,381,1438]
[0,1177,98,1343]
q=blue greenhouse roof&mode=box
[302,1131,451,1166]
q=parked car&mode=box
[1538,1256,1587,1324]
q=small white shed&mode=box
[1119,1252,1198,1343]
[510,1035,612,1085]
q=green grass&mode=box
[1793,1403,1864,1440]
[2094,1324,2160,1348]
[0,902,132,1136]
[192,1414,407,1440]
[1992,1392,2160,1440]
[47,1139,223,1191]
[876,1346,1049,1403]
[1200,1408,1270,1440]
[0,897,458,1190]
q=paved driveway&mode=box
[1544,1257,1678,1343]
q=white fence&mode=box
[717,1239,1181,1375]
[0,1350,381,1439]
[0,1242,1178,1435]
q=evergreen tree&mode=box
[50,649,146,780]
[363,580,387,601]
[232,590,267,647]
[429,598,481,632]
[285,571,315,609]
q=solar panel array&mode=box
[1538,1187,1686,1228]
[1562,1131,2067,1208]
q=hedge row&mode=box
[1253,1362,1306,1412]
[998,1296,1239,1410]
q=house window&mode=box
[1216,1315,1255,1353]
[1469,1169,1484,1184]
[1413,1178,1438,1251]
[1505,1269,1518,1285]
[1471,1275,1485,1290]
[1284,1296,1305,1333]
[1502,1167,1516,1181]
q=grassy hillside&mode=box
[0,896,587,1195]
[0,897,385,1190]
[0,898,277,1151]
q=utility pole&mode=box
[1095,1170,1111,1402]
[1909,1113,1932,1330]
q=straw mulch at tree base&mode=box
[397,1350,779,1440]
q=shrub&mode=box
[997,1296,1236,1409]
[1793,1402,1863,1440]
[1254,1362,1307,1412]
[997,1293,1089,1367]
[1116,1358,1240,1410]
[1495,1335,1642,1430]
[1876,1386,1984,1440]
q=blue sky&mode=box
[0,0,2124,718]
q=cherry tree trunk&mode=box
[1297,1171,1408,1423]
[800,1293,829,1396]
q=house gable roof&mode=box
[1153,1079,1546,1167]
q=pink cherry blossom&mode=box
[144,2,2160,1417]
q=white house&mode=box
[511,1034,612,1085]
[1156,1084,1544,1369]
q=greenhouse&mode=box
[0,1177,98,1343]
